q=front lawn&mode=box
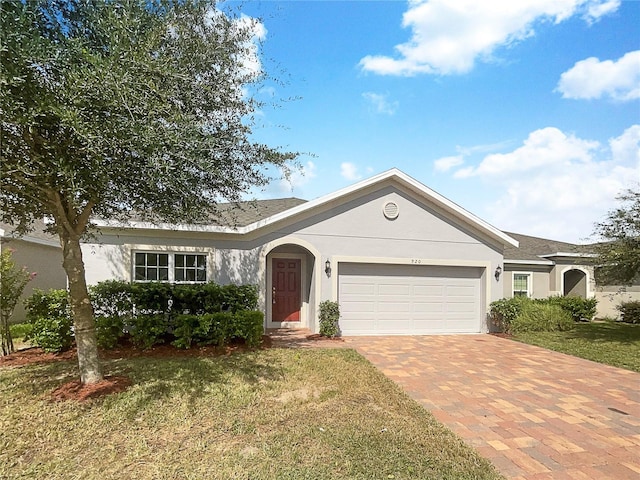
[514,320,640,372]
[0,348,502,480]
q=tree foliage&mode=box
[591,189,640,286]
[1,0,298,382]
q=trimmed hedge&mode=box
[172,311,264,349]
[24,281,263,351]
[618,301,640,324]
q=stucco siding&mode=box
[595,283,640,318]
[82,183,507,333]
[1,239,67,323]
[503,265,553,299]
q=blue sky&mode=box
[232,0,639,243]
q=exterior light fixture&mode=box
[494,265,502,281]
[325,259,331,277]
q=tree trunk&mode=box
[60,231,103,384]
[0,315,14,356]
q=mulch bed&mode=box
[0,333,338,402]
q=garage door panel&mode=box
[376,284,411,296]
[378,302,411,313]
[339,263,482,335]
[341,283,376,295]
[412,285,444,296]
[341,302,376,313]
[413,302,445,312]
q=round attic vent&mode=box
[383,201,399,220]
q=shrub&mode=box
[90,280,134,318]
[28,315,74,353]
[489,297,528,334]
[319,300,341,337]
[130,282,173,314]
[230,310,264,347]
[618,301,640,324]
[122,281,259,315]
[90,280,132,348]
[95,315,125,349]
[24,289,70,323]
[545,296,597,322]
[128,314,169,349]
[510,302,573,333]
[9,322,32,340]
[24,289,74,353]
[172,311,264,349]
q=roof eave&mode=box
[91,169,520,248]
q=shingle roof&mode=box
[0,219,58,244]
[210,197,308,227]
[503,231,592,262]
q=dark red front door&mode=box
[272,258,301,322]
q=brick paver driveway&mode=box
[345,335,640,480]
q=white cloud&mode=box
[362,92,399,115]
[454,127,599,178]
[434,155,464,172]
[341,162,362,181]
[451,125,639,242]
[359,0,620,76]
[234,14,267,80]
[557,50,640,101]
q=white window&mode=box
[174,254,207,282]
[512,272,531,297]
[133,252,207,283]
[135,253,169,282]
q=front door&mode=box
[272,258,301,322]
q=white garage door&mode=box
[338,263,483,335]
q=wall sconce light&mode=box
[494,265,502,281]
[325,259,331,277]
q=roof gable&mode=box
[95,168,519,248]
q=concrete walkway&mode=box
[344,335,640,480]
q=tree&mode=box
[591,189,640,286]
[0,248,36,356]
[1,0,298,383]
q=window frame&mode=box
[131,249,211,284]
[512,271,532,298]
[133,252,170,282]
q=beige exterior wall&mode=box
[503,265,553,299]
[83,183,507,332]
[1,238,67,323]
[595,284,640,319]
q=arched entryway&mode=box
[261,239,321,331]
[563,269,587,298]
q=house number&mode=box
[411,259,422,264]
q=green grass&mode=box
[0,349,502,480]
[514,320,640,372]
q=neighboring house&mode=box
[503,232,640,318]
[0,220,67,323]
[83,169,517,335]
